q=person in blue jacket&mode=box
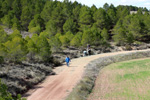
[65,56,71,67]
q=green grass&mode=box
[88,58,150,100]
[116,71,150,82]
[115,59,150,69]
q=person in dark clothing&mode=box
[87,44,91,55]
[87,44,90,49]
[65,56,71,67]
[88,49,91,55]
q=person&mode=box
[88,48,91,55]
[87,44,91,56]
[65,56,71,67]
[87,44,90,49]
[83,49,87,56]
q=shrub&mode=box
[125,44,132,50]
[0,56,4,64]
[0,79,26,100]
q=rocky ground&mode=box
[3,26,32,38]
[53,43,150,63]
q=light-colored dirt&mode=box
[25,49,150,100]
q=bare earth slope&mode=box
[25,49,150,100]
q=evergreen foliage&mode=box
[0,0,150,97]
[70,32,82,47]
[48,36,62,53]
[0,26,8,43]
[0,0,150,63]
[0,79,26,100]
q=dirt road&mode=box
[25,49,150,100]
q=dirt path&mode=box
[25,49,150,100]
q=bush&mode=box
[125,44,132,50]
[0,79,26,100]
[0,56,4,64]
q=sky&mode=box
[57,0,150,9]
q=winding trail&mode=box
[25,49,150,100]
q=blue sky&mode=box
[58,0,150,9]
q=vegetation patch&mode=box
[115,59,150,69]
[0,62,55,97]
[89,58,150,100]
[66,50,150,100]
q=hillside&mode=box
[0,0,150,99]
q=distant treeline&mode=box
[0,0,150,63]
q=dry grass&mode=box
[88,58,150,100]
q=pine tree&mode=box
[81,29,93,46]
[73,5,81,22]
[28,14,44,34]
[93,8,110,30]
[26,38,37,61]
[36,36,51,62]
[46,19,57,36]
[4,37,27,63]
[12,15,20,30]
[12,0,21,19]
[103,3,109,12]
[59,31,74,46]
[91,4,97,17]
[1,1,10,15]
[128,15,142,40]
[113,20,127,45]
[1,11,13,28]
[144,13,150,36]
[90,24,101,45]
[0,79,26,100]
[63,18,76,33]
[70,32,82,47]
[9,29,22,40]
[51,4,64,33]
[113,27,127,45]
[48,36,62,52]
[40,1,54,22]
[31,34,39,45]
[65,31,74,42]
[107,6,117,25]
[0,26,8,43]
[0,43,7,57]
[0,79,13,100]
[79,6,92,31]
[62,0,72,20]
[34,0,44,15]
[101,28,109,41]
[59,35,69,46]
[116,7,129,19]
[0,0,3,17]
[21,6,31,30]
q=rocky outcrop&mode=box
[3,27,32,38]
[53,43,150,63]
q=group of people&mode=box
[65,44,91,67]
[83,44,91,56]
